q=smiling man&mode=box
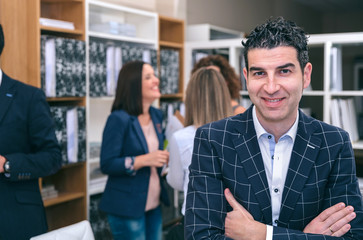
[185,17,363,240]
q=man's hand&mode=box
[224,188,266,240]
[0,155,6,173]
[304,202,356,237]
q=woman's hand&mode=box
[134,150,169,170]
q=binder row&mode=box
[40,36,181,97]
[50,106,86,164]
[330,98,359,142]
[41,35,86,97]
[89,39,158,97]
[160,100,183,130]
[160,49,180,94]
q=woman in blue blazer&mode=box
[100,61,170,240]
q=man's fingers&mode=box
[329,211,356,236]
[317,202,345,221]
[332,224,351,237]
[225,188,241,210]
[224,188,254,219]
[325,205,355,228]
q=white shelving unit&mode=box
[185,31,363,150]
[85,0,159,207]
[186,24,244,42]
[184,38,243,89]
[88,0,158,47]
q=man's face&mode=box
[243,46,312,129]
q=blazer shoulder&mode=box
[197,115,239,139]
[3,73,40,93]
[299,110,350,141]
[300,110,342,132]
[149,106,163,120]
[109,109,133,123]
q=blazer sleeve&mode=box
[185,126,230,240]
[273,131,363,240]
[5,88,62,181]
[100,112,133,176]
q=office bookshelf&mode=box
[85,3,185,235]
[0,0,87,231]
[85,0,159,198]
[159,15,185,100]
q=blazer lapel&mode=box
[0,73,16,124]
[132,116,149,153]
[278,111,321,227]
[232,108,272,224]
[150,109,163,150]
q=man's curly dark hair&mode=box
[242,16,309,71]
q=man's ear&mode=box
[243,67,248,86]
[303,62,312,89]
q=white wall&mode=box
[186,0,363,34]
[186,0,274,34]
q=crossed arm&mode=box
[224,188,356,240]
[185,126,363,240]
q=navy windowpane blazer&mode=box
[185,106,363,240]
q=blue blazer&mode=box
[185,106,363,240]
[99,107,169,218]
[0,73,62,240]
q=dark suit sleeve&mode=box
[5,88,62,181]
[185,122,363,240]
[100,113,132,176]
[273,131,363,240]
[185,126,231,240]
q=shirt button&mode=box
[272,155,274,160]
[274,188,279,193]
[268,135,272,139]
[274,220,278,224]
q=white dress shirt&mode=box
[166,125,196,215]
[0,69,3,86]
[252,106,299,240]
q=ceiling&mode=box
[293,0,363,12]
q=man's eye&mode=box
[253,72,264,76]
[280,69,291,74]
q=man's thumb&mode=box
[225,188,240,210]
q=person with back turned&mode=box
[0,24,62,240]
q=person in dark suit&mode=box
[185,17,363,240]
[0,24,62,240]
[99,61,170,240]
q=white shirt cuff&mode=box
[266,225,273,240]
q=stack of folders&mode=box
[330,98,359,142]
[41,35,86,97]
[160,100,183,130]
[41,184,59,200]
[50,106,86,165]
[39,18,75,30]
[358,178,363,198]
[160,49,180,94]
[89,161,107,190]
[330,46,343,92]
[88,39,157,97]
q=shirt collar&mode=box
[252,105,299,142]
